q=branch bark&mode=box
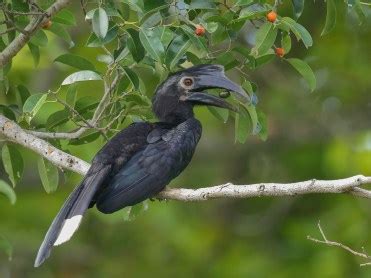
[0,0,71,68]
[0,115,89,175]
[1,114,371,201]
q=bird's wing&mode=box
[95,140,175,213]
[34,122,155,267]
[95,119,202,213]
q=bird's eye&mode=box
[182,78,193,87]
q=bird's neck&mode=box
[160,109,194,125]
[152,95,194,125]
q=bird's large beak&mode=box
[182,92,237,111]
[183,66,251,110]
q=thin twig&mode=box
[0,27,16,36]
[27,73,122,139]
[307,221,371,267]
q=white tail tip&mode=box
[54,215,82,246]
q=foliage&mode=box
[0,1,370,273]
[0,0,367,198]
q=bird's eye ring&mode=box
[182,78,193,87]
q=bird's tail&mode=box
[34,166,110,267]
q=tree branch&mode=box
[0,0,71,68]
[307,221,371,266]
[0,115,89,175]
[1,114,371,201]
[26,73,121,139]
[156,176,371,201]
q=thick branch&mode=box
[0,0,71,68]
[1,114,371,200]
[0,115,89,175]
[157,176,371,201]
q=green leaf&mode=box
[353,0,366,24]
[255,54,275,68]
[17,85,30,107]
[66,84,77,106]
[280,17,313,48]
[180,25,208,52]
[286,58,316,92]
[114,46,129,62]
[143,0,167,12]
[2,144,23,187]
[186,52,202,65]
[126,29,145,63]
[257,110,268,141]
[87,25,118,47]
[140,3,169,25]
[11,0,29,11]
[74,97,99,114]
[235,5,268,22]
[141,12,162,28]
[92,8,109,39]
[48,23,74,47]
[189,0,216,9]
[291,0,304,19]
[122,67,140,90]
[53,9,76,25]
[37,157,59,193]
[281,32,292,53]
[207,106,229,123]
[245,105,258,133]
[0,105,16,121]
[30,30,48,47]
[242,80,256,96]
[0,179,16,204]
[235,0,254,6]
[252,22,277,56]
[215,52,240,71]
[23,93,47,123]
[0,39,11,73]
[139,29,164,62]
[86,8,121,20]
[61,70,102,85]
[120,0,143,13]
[321,0,337,36]
[157,26,174,48]
[47,109,70,129]
[69,132,100,145]
[97,54,114,64]
[0,235,13,261]
[27,42,40,67]
[165,34,191,70]
[234,110,251,144]
[55,54,95,71]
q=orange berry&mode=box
[195,25,206,36]
[267,11,277,23]
[275,47,285,57]
[42,20,52,29]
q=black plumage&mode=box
[34,64,250,267]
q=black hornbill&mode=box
[34,64,250,267]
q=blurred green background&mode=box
[1,2,371,277]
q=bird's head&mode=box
[153,64,250,123]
